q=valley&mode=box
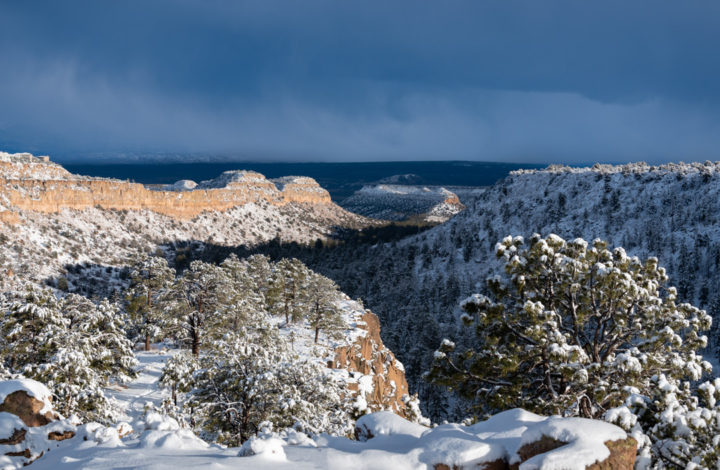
[1,152,716,468]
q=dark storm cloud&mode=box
[1,0,719,162]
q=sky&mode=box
[1,0,720,164]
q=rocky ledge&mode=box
[0,152,332,223]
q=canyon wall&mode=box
[0,153,332,222]
[332,311,412,418]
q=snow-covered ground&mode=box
[340,184,464,222]
[105,352,173,423]
[18,352,627,470]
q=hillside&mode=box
[275,161,720,420]
[340,184,465,223]
[0,152,373,289]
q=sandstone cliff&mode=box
[0,152,374,289]
[0,153,332,221]
[332,310,412,418]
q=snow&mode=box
[0,379,53,414]
[341,184,463,222]
[0,412,26,439]
[240,436,287,460]
[161,180,197,191]
[514,417,627,470]
[18,353,626,470]
[355,411,428,439]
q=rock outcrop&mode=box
[354,409,636,470]
[510,435,637,470]
[0,379,76,468]
[0,152,333,223]
[331,310,412,418]
[0,391,58,427]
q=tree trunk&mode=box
[192,332,199,356]
[146,287,153,351]
[314,326,320,344]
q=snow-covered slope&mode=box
[0,152,374,290]
[341,185,465,222]
[298,161,720,420]
[5,366,631,470]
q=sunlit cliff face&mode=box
[0,152,332,223]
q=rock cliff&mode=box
[0,151,374,289]
[332,310,412,418]
[0,152,332,222]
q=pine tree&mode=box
[428,234,712,420]
[0,287,137,421]
[189,331,351,445]
[219,254,266,332]
[159,350,198,407]
[305,273,345,343]
[165,260,232,356]
[266,258,309,324]
[246,254,273,296]
[125,255,175,351]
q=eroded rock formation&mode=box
[0,152,332,222]
[332,311,411,417]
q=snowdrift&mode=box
[15,390,634,470]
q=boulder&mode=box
[0,391,57,427]
[510,435,637,470]
[0,379,77,466]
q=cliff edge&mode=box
[0,152,332,222]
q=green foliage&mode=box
[305,273,346,343]
[189,331,352,446]
[125,255,175,351]
[150,254,357,444]
[159,350,198,407]
[428,234,712,419]
[266,258,310,324]
[0,287,137,422]
[164,260,233,356]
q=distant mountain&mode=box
[340,184,465,223]
[377,173,425,185]
[62,161,544,202]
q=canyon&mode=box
[0,151,412,422]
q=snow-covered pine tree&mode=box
[266,258,309,324]
[159,350,198,407]
[604,373,720,468]
[219,254,266,333]
[165,260,233,356]
[305,272,346,343]
[428,234,712,420]
[0,287,137,421]
[189,329,351,445]
[245,254,273,298]
[125,255,175,351]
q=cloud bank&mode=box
[1,1,719,163]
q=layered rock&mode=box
[331,310,411,418]
[0,153,332,222]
